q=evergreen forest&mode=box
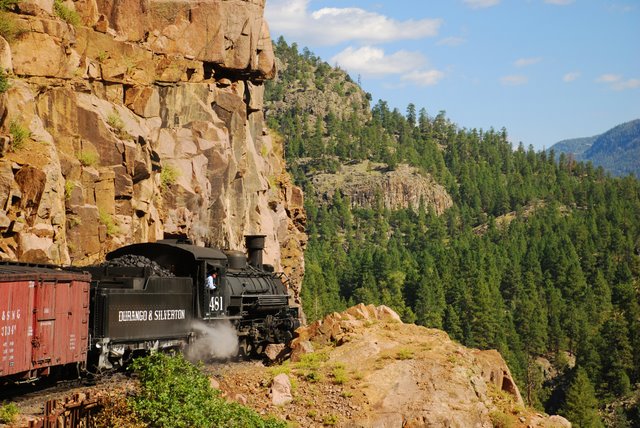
[265,37,640,426]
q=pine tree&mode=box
[598,313,633,397]
[415,272,445,328]
[561,367,603,428]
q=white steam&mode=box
[186,321,239,361]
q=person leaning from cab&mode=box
[206,270,217,291]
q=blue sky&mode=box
[265,0,639,150]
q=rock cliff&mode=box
[0,0,306,298]
[309,161,453,215]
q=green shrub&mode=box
[106,111,130,139]
[323,414,339,425]
[294,352,329,370]
[64,180,74,200]
[0,402,19,424]
[130,353,286,428]
[489,410,516,428]
[0,13,15,41]
[0,13,25,41]
[53,0,80,26]
[160,164,179,189]
[304,370,323,383]
[106,111,124,130]
[0,0,19,10]
[0,0,29,40]
[0,69,9,93]
[9,120,29,150]
[130,353,215,428]
[395,348,414,360]
[331,365,348,385]
[268,361,292,377]
[96,50,108,63]
[78,150,99,167]
[98,209,118,236]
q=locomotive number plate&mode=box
[209,296,224,312]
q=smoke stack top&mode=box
[245,235,266,268]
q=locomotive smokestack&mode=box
[245,235,266,268]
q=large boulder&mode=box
[270,373,293,406]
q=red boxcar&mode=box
[0,264,90,381]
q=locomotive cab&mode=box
[202,263,225,319]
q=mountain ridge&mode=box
[549,119,640,176]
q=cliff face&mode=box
[309,161,453,215]
[0,0,306,298]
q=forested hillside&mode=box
[265,37,640,425]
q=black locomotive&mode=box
[85,235,300,370]
[0,235,300,383]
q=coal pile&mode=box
[103,255,174,277]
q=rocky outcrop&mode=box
[265,53,370,127]
[0,0,305,297]
[309,161,453,214]
[216,305,570,427]
[285,304,567,427]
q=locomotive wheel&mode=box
[238,339,252,359]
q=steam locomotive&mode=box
[0,235,300,382]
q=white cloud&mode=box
[402,70,446,86]
[544,0,575,5]
[501,75,528,86]
[514,57,543,67]
[563,72,581,82]
[266,0,442,46]
[437,36,467,47]
[597,74,640,90]
[464,0,501,9]
[330,46,445,86]
[330,46,426,76]
[597,74,622,83]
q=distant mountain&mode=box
[549,119,640,176]
[547,136,598,161]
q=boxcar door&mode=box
[0,279,34,377]
[33,279,56,366]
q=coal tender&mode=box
[86,235,300,369]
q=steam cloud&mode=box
[186,321,239,361]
